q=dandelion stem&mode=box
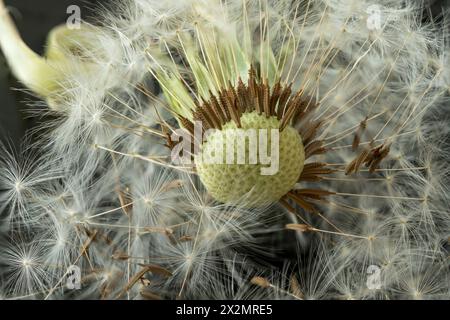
[0,0,60,98]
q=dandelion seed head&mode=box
[0,0,449,300]
[196,112,305,205]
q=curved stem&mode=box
[0,0,59,98]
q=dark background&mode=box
[0,0,449,145]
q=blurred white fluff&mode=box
[0,0,449,299]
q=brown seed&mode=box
[286,224,312,232]
[250,276,271,288]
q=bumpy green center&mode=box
[195,112,305,206]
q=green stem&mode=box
[0,0,60,98]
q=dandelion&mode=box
[1,236,51,298]
[0,0,449,299]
